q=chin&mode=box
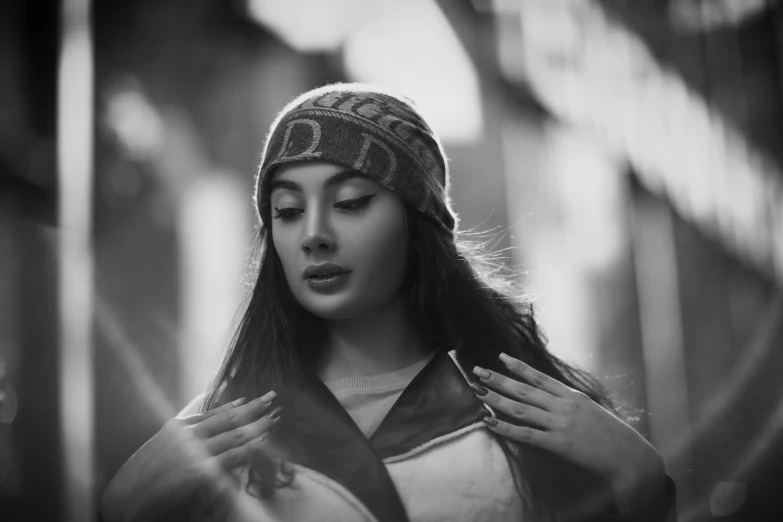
[296,293,365,321]
[303,302,363,321]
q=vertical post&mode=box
[58,0,95,520]
[630,184,694,513]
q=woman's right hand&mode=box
[100,392,281,522]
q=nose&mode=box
[300,208,336,254]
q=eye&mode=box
[334,194,376,212]
[273,207,303,221]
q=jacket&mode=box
[201,349,677,522]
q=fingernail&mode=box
[470,382,488,396]
[231,397,247,406]
[259,391,277,404]
[499,353,516,366]
[483,416,498,427]
[473,366,491,380]
[257,432,270,444]
[267,406,282,420]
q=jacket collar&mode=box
[275,348,488,522]
[369,348,488,458]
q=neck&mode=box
[317,295,434,381]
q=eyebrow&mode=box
[270,169,366,193]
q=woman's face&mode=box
[270,160,409,321]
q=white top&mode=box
[322,352,437,438]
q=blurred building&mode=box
[0,0,781,521]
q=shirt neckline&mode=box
[323,350,437,393]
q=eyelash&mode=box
[273,194,376,221]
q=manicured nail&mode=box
[499,353,517,366]
[483,416,498,427]
[473,366,491,380]
[259,390,277,403]
[470,382,488,396]
[257,432,270,444]
[267,406,282,421]
[231,397,247,406]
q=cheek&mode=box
[354,211,408,290]
[271,228,299,280]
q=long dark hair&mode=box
[192,203,624,521]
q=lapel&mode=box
[369,348,488,458]
[275,349,489,522]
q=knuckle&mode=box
[513,403,528,418]
[191,420,209,436]
[183,424,201,440]
[514,384,529,399]
[166,417,185,431]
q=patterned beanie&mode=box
[254,83,458,237]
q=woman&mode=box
[101,83,677,522]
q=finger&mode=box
[482,416,557,452]
[211,429,276,472]
[470,382,554,430]
[472,365,558,410]
[202,397,247,420]
[207,406,282,456]
[194,391,277,438]
[498,353,572,398]
[181,397,246,426]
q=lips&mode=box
[302,263,350,279]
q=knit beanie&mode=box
[254,83,458,237]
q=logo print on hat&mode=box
[354,133,397,185]
[275,118,323,161]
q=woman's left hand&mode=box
[472,353,669,520]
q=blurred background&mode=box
[1,0,782,520]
